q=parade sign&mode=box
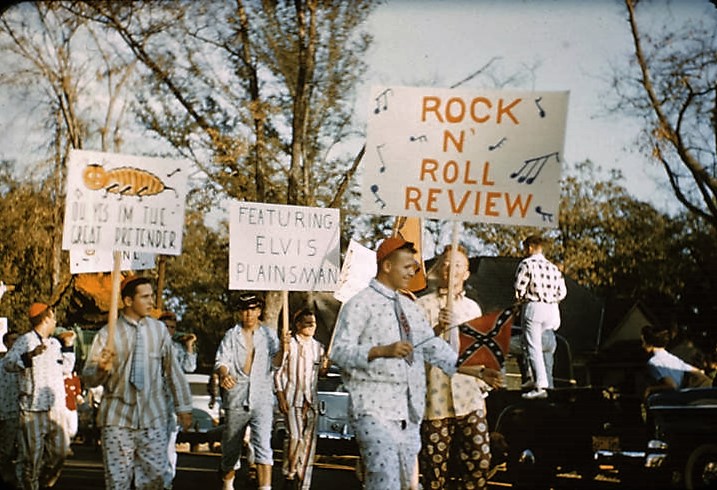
[69,248,156,274]
[228,201,341,291]
[362,86,569,228]
[333,239,377,303]
[62,149,189,255]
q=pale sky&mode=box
[356,0,715,212]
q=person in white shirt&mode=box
[514,235,567,400]
[4,303,75,490]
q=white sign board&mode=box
[62,149,188,255]
[333,239,377,303]
[363,86,569,228]
[70,248,156,274]
[228,201,341,291]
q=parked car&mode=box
[595,387,717,489]
[177,373,223,447]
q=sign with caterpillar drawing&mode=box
[62,149,189,256]
[363,85,569,227]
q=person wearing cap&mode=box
[0,330,20,488]
[158,310,196,489]
[4,303,76,490]
[214,292,284,490]
[417,244,501,490]
[82,276,193,490]
[274,306,328,489]
[330,237,502,490]
[514,235,567,400]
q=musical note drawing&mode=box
[535,97,546,118]
[488,137,507,151]
[374,88,393,114]
[370,184,387,209]
[510,151,559,185]
[409,135,427,142]
[167,168,181,177]
[535,206,554,222]
[376,144,388,173]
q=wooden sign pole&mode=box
[106,251,122,353]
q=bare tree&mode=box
[618,0,717,229]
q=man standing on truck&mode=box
[514,235,567,400]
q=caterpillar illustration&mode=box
[82,164,177,198]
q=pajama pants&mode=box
[18,409,68,490]
[353,415,420,490]
[282,404,318,488]
[101,425,168,490]
[221,406,273,472]
[419,409,491,490]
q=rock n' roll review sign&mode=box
[228,201,341,291]
[362,86,569,227]
[62,149,189,256]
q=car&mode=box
[177,373,223,447]
[595,387,717,489]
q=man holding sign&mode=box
[417,244,500,489]
[330,237,502,490]
[82,276,193,490]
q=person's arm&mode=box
[163,331,193,430]
[3,335,39,372]
[274,339,291,414]
[81,329,113,388]
[514,262,529,300]
[214,330,237,390]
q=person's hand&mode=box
[438,308,455,328]
[97,348,116,372]
[384,341,414,360]
[58,331,76,348]
[277,392,289,414]
[183,333,197,348]
[30,343,47,358]
[220,372,236,390]
[178,411,193,431]
[482,367,504,389]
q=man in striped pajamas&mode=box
[4,303,76,490]
[83,276,193,490]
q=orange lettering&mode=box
[482,162,495,186]
[405,187,422,211]
[421,96,443,122]
[426,188,440,212]
[470,97,491,123]
[445,97,466,123]
[497,98,521,125]
[485,191,501,216]
[420,159,439,181]
[448,189,471,213]
[505,193,532,217]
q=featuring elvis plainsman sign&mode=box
[362,85,569,228]
[228,201,341,291]
[62,149,189,256]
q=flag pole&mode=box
[107,251,122,353]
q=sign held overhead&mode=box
[363,86,569,228]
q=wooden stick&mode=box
[281,290,290,340]
[443,222,460,327]
[107,251,122,353]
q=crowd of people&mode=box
[1,233,714,490]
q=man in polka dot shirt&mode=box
[331,237,501,490]
[514,235,567,400]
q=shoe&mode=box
[521,388,548,400]
[521,380,536,390]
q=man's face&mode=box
[439,250,470,291]
[385,249,417,291]
[240,306,262,328]
[296,314,317,338]
[127,284,155,318]
[164,320,177,336]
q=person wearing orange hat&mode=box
[4,303,76,490]
[82,276,193,490]
[330,237,499,490]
